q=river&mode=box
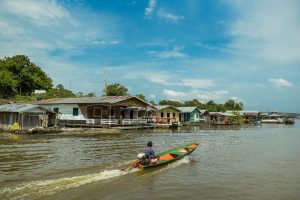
[0,122,300,200]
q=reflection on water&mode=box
[0,122,300,200]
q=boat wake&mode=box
[0,169,126,200]
[0,158,191,199]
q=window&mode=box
[173,113,176,118]
[53,107,59,113]
[73,108,79,116]
[161,112,164,117]
[94,107,102,117]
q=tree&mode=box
[149,100,156,106]
[0,55,53,96]
[224,99,236,110]
[135,93,146,101]
[224,99,243,111]
[206,100,217,112]
[103,83,128,96]
[77,92,84,97]
[38,84,76,99]
[0,70,17,98]
[86,92,96,97]
[159,100,183,107]
[234,102,243,110]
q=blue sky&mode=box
[0,0,300,112]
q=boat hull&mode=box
[122,142,199,172]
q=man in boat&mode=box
[144,141,159,164]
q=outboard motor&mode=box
[137,153,149,166]
[137,153,145,159]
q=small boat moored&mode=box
[122,141,200,172]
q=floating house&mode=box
[209,112,237,125]
[0,103,56,131]
[34,96,156,126]
[260,113,284,123]
[177,107,202,123]
[200,109,210,123]
[153,105,180,124]
[226,110,261,124]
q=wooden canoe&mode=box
[122,142,200,172]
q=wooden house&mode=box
[226,110,261,124]
[260,112,284,123]
[177,107,202,123]
[34,96,156,126]
[199,109,210,123]
[209,112,237,125]
[153,105,180,124]
[0,103,56,131]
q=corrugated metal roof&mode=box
[154,105,180,111]
[210,112,234,116]
[177,107,198,113]
[269,113,282,117]
[35,96,150,105]
[0,103,54,113]
[199,110,208,114]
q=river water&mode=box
[0,122,299,200]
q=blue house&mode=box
[177,107,202,123]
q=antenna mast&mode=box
[103,59,108,96]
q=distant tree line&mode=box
[158,99,243,112]
[0,55,243,111]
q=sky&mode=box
[0,0,300,112]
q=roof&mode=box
[177,107,199,113]
[34,96,151,106]
[0,103,54,113]
[269,113,282,117]
[154,105,180,111]
[199,110,208,114]
[210,112,234,116]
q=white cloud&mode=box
[148,46,188,59]
[2,0,72,27]
[229,96,245,104]
[181,79,217,89]
[0,0,119,55]
[144,72,174,85]
[255,83,265,88]
[157,9,184,23]
[227,0,300,64]
[162,89,229,102]
[149,94,156,99]
[144,0,156,17]
[162,89,186,100]
[269,78,293,87]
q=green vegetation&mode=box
[103,83,129,96]
[36,84,76,99]
[0,55,96,102]
[158,98,243,112]
[0,55,52,98]
[135,93,146,101]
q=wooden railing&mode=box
[122,119,147,125]
[100,119,119,125]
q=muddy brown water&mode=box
[1,122,300,200]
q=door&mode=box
[130,110,134,119]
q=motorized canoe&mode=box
[122,141,200,172]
